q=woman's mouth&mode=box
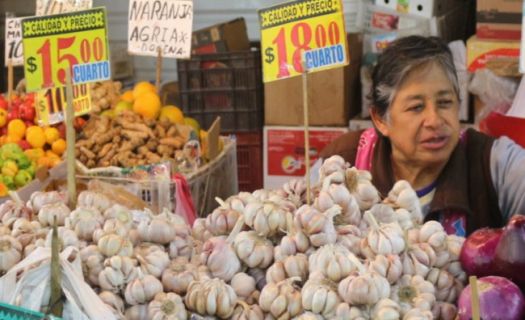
[420,135,449,150]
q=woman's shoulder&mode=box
[319,129,365,163]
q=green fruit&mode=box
[114,100,133,115]
[184,117,201,134]
[14,170,32,188]
[2,176,14,190]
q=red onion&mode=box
[494,214,525,290]
[458,276,525,320]
[459,227,502,277]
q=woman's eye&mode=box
[438,99,453,107]
[408,104,424,112]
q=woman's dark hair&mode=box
[370,35,460,118]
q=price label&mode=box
[5,17,24,66]
[259,0,349,83]
[35,83,91,125]
[22,7,110,92]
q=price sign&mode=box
[259,0,349,83]
[22,7,110,92]
[5,17,24,66]
[35,84,92,125]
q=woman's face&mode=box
[372,62,461,169]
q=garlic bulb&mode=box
[334,302,370,320]
[231,300,264,320]
[99,256,138,293]
[294,312,324,320]
[274,213,310,261]
[444,261,467,283]
[11,218,40,247]
[390,274,436,315]
[418,221,447,251]
[318,155,348,182]
[276,178,307,208]
[38,202,70,227]
[135,244,170,278]
[371,298,400,320]
[301,272,341,317]
[124,269,163,305]
[231,272,257,299]
[0,235,22,272]
[248,268,267,291]
[363,204,397,225]
[45,227,79,249]
[336,224,362,255]
[23,238,45,258]
[93,218,129,243]
[103,204,133,229]
[98,233,133,257]
[206,203,241,236]
[27,191,65,212]
[192,218,213,242]
[259,277,303,319]
[162,256,198,295]
[266,253,308,284]
[168,222,193,259]
[244,200,289,238]
[67,207,104,241]
[0,200,33,227]
[234,230,274,269]
[395,208,415,230]
[315,183,361,226]
[0,226,10,236]
[80,245,104,286]
[360,211,405,259]
[403,308,433,320]
[425,268,462,303]
[185,278,237,319]
[346,167,381,211]
[338,254,390,306]
[294,204,341,247]
[125,304,148,320]
[99,291,125,317]
[445,235,464,262]
[138,213,177,245]
[431,301,457,320]
[401,243,437,278]
[200,218,243,281]
[77,190,113,212]
[308,244,356,282]
[385,180,423,224]
[148,292,187,320]
[368,254,403,285]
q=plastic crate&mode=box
[233,131,263,192]
[0,301,61,320]
[76,137,238,218]
[177,49,263,132]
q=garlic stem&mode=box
[8,191,23,207]
[236,299,251,312]
[226,216,245,244]
[325,205,342,220]
[286,212,295,235]
[347,253,366,275]
[364,211,380,230]
[215,197,227,208]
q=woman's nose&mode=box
[423,104,444,128]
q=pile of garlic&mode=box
[0,155,466,320]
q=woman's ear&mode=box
[370,108,389,137]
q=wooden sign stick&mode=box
[65,68,76,208]
[302,60,311,205]
[469,276,481,320]
[156,47,163,93]
[7,60,14,109]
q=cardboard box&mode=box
[192,18,250,54]
[467,35,521,72]
[263,126,348,189]
[477,0,522,40]
[264,33,363,126]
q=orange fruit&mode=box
[159,105,184,124]
[44,127,60,144]
[133,92,161,119]
[132,81,156,99]
[26,126,46,148]
[51,139,66,156]
[5,135,21,143]
[120,90,134,103]
[7,119,26,139]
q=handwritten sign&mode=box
[36,0,92,15]
[22,7,110,92]
[259,0,349,83]
[5,17,24,66]
[128,0,193,58]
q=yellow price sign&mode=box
[259,0,349,83]
[35,83,92,125]
[22,7,110,92]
